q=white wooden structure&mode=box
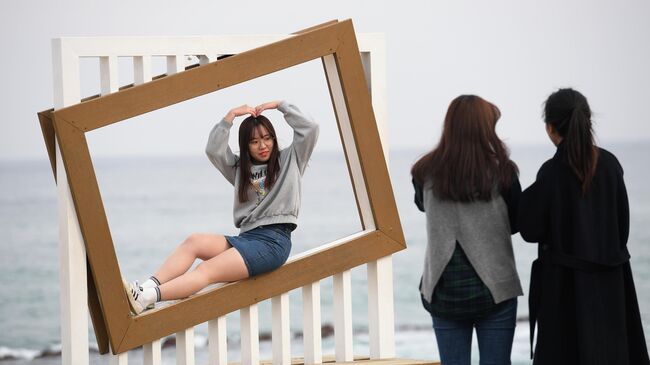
[52,33,393,365]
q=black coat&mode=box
[519,143,649,365]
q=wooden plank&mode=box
[37,109,56,181]
[52,116,131,352]
[56,140,90,365]
[52,22,344,132]
[331,23,404,245]
[39,108,111,354]
[119,231,400,351]
[87,259,110,354]
[222,356,439,365]
[321,54,371,230]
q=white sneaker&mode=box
[123,280,147,315]
[131,280,155,310]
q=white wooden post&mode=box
[333,271,353,362]
[368,257,395,358]
[272,294,291,365]
[241,305,260,365]
[176,328,195,365]
[143,339,162,365]
[208,316,228,365]
[99,55,119,95]
[108,349,128,365]
[198,54,219,65]
[133,55,152,85]
[166,54,185,75]
[52,39,89,365]
[302,282,322,365]
[360,40,396,360]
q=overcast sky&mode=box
[1,0,649,160]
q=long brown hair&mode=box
[237,115,280,203]
[411,95,518,202]
[544,88,598,194]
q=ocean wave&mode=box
[0,344,62,361]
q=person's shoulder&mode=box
[598,147,620,164]
[535,157,557,181]
[597,147,624,174]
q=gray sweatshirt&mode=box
[205,102,319,233]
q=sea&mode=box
[1,143,649,365]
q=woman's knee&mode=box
[183,233,219,258]
[181,233,203,252]
[182,233,228,261]
[193,262,217,285]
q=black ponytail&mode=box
[544,88,599,194]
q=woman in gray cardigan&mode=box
[412,95,522,365]
[123,101,319,315]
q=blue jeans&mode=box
[431,298,517,365]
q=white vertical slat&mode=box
[143,339,161,365]
[99,55,119,95]
[272,293,291,365]
[166,54,185,75]
[133,55,152,85]
[368,256,395,359]
[361,41,395,360]
[302,282,322,365]
[333,271,353,361]
[176,328,195,365]
[108,351,128,365]
[208,316,228,365]
[52,39,81,107]
[241,304,260,365]
[52,38,89,365]
[198,54,219,66]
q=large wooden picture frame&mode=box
[38,20,405,354]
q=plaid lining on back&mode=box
[429,242,505,319]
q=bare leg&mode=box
[153,233,230,284]
[158,247,249,300]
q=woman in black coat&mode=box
[519,88,649,364]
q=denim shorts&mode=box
[225,224,292,277]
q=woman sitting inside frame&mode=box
[124,100,319,314]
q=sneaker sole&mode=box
[123,279,144,315]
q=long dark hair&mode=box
[237,115,280,203]
[411,95,518,202]
[544,88,599,194]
